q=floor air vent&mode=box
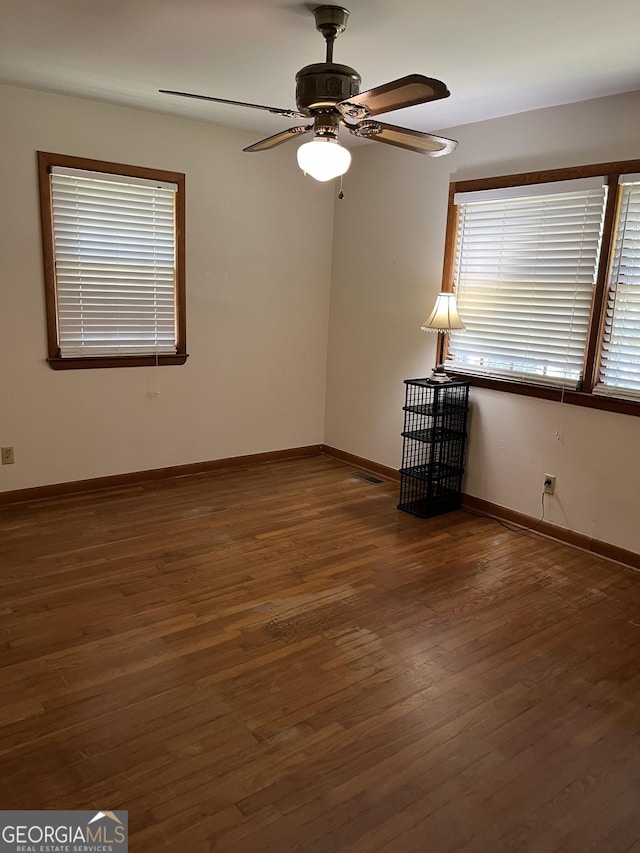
[350,471,384,484]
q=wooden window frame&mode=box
[38,151,188,370]
[440,158,640,418]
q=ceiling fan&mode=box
[160,5,457,182]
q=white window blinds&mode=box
[595,175,640,401]
[445,178,608,389]
[50,166,178,358]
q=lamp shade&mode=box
[297,137,352,182]
[421,292,465,333]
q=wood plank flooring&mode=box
[1,455,640,851]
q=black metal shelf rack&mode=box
[398,378,470,518]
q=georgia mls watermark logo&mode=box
[0,810,128,852]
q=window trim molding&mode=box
[440,158,640,417]
[37,151,188,370]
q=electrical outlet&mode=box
[543,474,556,495]
[1,446,15,465]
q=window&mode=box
[38,152,187,369]
[440,159,640,414]
[595,175,640,400]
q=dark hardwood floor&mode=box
[1,455,640,852]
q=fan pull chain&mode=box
[338,175,344,200]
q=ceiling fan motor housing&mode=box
[295,63,361,114]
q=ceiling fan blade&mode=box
[243,125,313,153]
[159,89,305,120]
[350,121,457,156]
[336,74,450,120]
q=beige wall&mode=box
[2,82,640,557]
[326,90,640,554]
[0,84,334,491]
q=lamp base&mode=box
[429,364,452,383]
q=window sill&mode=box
[47,354,189,370]
[447,372,640,418]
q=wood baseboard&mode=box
[461,494,640,572]
[320,445,400,482]
[3,441,638,573]
[0,445,322,505]
[321,448,640,572]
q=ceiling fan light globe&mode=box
[297,138,351,182]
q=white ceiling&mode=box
[2,0,640,145]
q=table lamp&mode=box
[421,292,465,383]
